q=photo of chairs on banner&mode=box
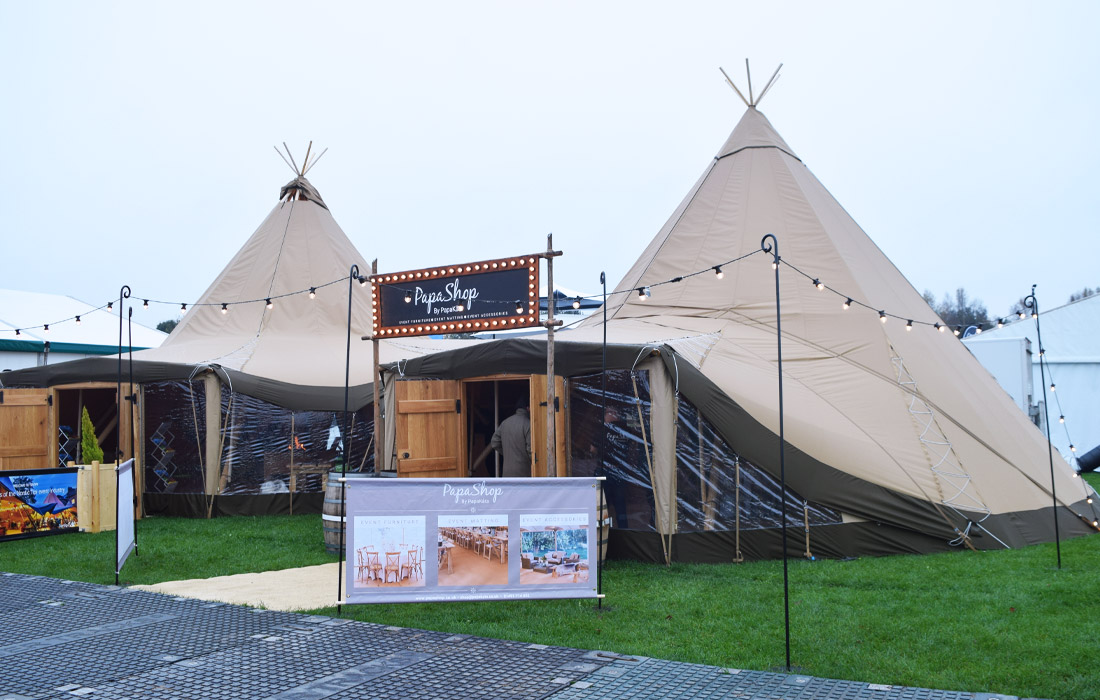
[343,477,600,604]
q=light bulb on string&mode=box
[1050,383,1056,392]
[180,303,187,314]
[1032,311,1038,319]
[358,276,368,287]
[43,324,49,334]
[843,298,852,310]
[1070,444,1076,453]
[906,320,913,331]
[953,326,961,336]
[75,316,81,325]
[935,323,944,332]
[143,299,149,309]
[976,327,982,334]
[1017,309,1025,319]
[879,311,887,323]
[404,290,412,303]
[637,287,650,301]
[1059,415,1065,424]
[107,302,113,310]
[997,318,1004,329]
[456,303,465,312]
[309,287,316,299]
[812,278,823,290]
[221,303,229,315]
[14,329,20,336]
[515,301,523,314]
[714,265,724,279]
[265,298,273,309]
[572,297,581,309]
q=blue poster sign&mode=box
[0,468,80,541]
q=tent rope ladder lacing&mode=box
[893,355,991,514]
[892,354,993,550]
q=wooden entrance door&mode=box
[529,375,567,477]
[395,380,466,478]
[0,388,52,470]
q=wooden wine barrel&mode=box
[322,472,345,555]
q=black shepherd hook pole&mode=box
[116,286,131,463]
[127,306,138,552]
[115,285,129,586]
[598,271,607,610]
[1024,286,1061,569]
[338,264,364,614]
[761,234,791,671]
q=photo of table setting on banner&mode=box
[343,477,601,604]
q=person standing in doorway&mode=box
[491,398,531,477]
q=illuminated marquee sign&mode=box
[371,255,540,338]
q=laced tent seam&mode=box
[891,352,1006,550]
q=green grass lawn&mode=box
[4,478,1100,700]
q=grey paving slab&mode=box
[0,573,1033,700]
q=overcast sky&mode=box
[2,1,1096,330]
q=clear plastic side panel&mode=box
[143,380,207,494]
[674,396,840,532]
[568,370,657,532]
[218,391,374,496]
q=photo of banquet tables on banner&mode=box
[344,477,599,604]
[438,514,508,586]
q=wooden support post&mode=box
[372,259,383,473]
[542,235,563,477]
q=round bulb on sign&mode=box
[515,301,523,314]
[572,297,581,310]
[404,291,412,303]
[456,303,465,312]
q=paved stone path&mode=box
[0,573,1027,700]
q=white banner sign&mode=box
[344,477,600,604]
[116,459,135,575]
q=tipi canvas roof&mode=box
[562,105,1095,549]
